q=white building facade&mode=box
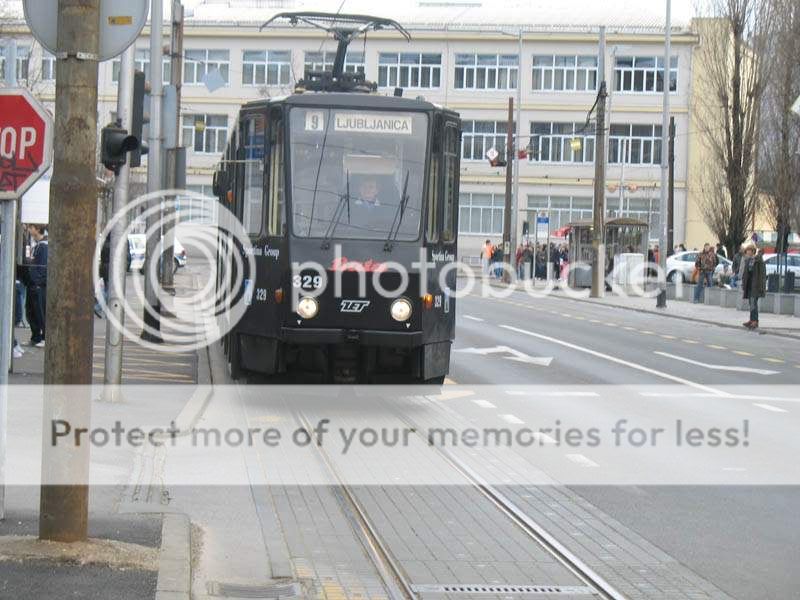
[1,0,703,257]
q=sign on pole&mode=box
[23,0,149,62]
[0,89,53,200]
[536,214,549,242]
[792,94,800,117]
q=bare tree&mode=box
[694,0,775,257]
[758,0,800,246]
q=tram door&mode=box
[423,114,460,343]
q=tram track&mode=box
[291,400,629,600]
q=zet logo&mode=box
[340,300,371,313]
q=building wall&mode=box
[3,20,707,254]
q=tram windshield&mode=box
[289,108,428,241]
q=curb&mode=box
[155,513,192,600]
[481,279,800,341]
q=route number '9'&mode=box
[305,111,324,132]
[293,274,322,290]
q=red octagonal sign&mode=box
[0,88,53,200]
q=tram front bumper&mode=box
[280,327,423,348]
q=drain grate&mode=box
[411,583,596,595]
[207,581,302,599]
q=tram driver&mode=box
[351,174,396,235]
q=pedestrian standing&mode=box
[740,241,766,330]
[480,239,493,277]
[26,224,48,347]
[693,243,716,303]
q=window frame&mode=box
[613,55,678,94]
[608,124,663,166]
[378,52,442,89]
[461,120,515,162]
[529,121,596,164]
[184,48,230,86]
[458,192,506,236]
[183,114,230,155]
[454,53,519,91]
[532,55,598,92]
[242,50,292,87]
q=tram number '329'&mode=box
[293,274,323,290]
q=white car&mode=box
[666,250,731,283]
[128,233,187,274]
[762,253,800,276]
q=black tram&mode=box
[214,13,461,383]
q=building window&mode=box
[378,53,441,89]
[459,193,505,235]
[527,195,593,231]
[532,55,597,91]
[606,195,659,229]
[304,50,364,77]
[0,46,29,82]
[41,52,56,81]
[454,54,518,90]
[462,120,514,162]
[184,49,230,85]
[609,124,662,165]
[183,114,228,154]
[242,50,291,86]
[614,56,678,93]
[529,122,595,163]
[112,49,171,83]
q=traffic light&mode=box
[101,121,139,174]
[130,70,150,168]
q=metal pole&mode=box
[657,0,672,308]
[161,0,183,293]
[143,0,164,342]
[39,0,102,543]
[591,27,607,298]
[103,45,136,398]
[510,29,522,261]
[0,39,19,521]
[668,116,675,253]
[502,97,514,283]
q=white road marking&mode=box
[505,390,600,397]
[566,454,599,467]
[499,414,525,424]
[533,432,557,445]
[456,345,553,366]
[473,399,497,409]
[654,351,780,376]
[499,325,727,395]
[753,403,788,413]
[462,315,485,322]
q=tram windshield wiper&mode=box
[321,171,351,249]
[383,170,410,252]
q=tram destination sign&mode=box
[334,113,413,135]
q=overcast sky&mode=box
[181,0,699,21]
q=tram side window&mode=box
[442,124,459,242]
[242,116,265,237]
[426,154,439,243]
[267,115,285,236]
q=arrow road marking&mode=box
[455,346,553,367]
[654,351,780,376]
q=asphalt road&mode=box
[446,290,800,600]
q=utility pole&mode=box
[143,0,164,343]
[0,39,19,521]
[667,116,675,254]
[39,0,102,543]
[161,0,184,293]
[511,29,522,259]
[657,0,672,308]
[103,45,136,399]
[591,27,607,299]
[502,97,514,283]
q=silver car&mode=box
[762,253,800,276]
[666,250,731,283]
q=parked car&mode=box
[666,250,731,283]
[128,233,187,274]
[762,253,800,276]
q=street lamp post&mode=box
[657,0,672,308]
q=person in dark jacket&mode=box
[740,241,766,330]
[26,224,48,347]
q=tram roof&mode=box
[243,92,448,113]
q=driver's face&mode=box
[359,180,378,202]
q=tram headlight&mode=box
[390,298,413,322]
[297,296,319,320]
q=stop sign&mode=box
[0,88,53,200]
